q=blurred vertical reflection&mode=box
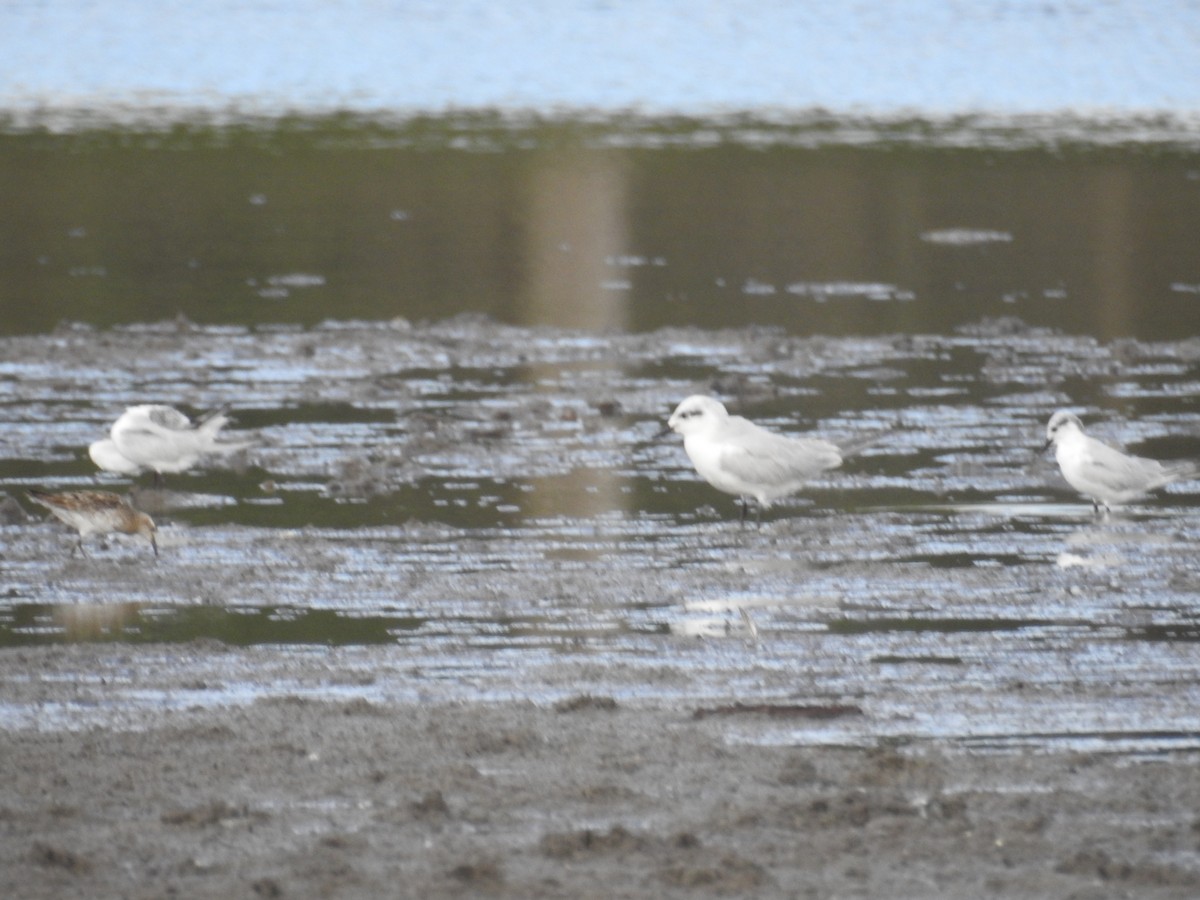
[0,124,1197,340]
[520,149,630,331]
[520,148,630,525]
[54,601,139,641]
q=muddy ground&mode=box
[3,662,1200,900]
[2,317,1200,897]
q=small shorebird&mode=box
[98,404,253,482]
[664,394,851,521]
[27,489,158,556]
[1043,410,1199,516]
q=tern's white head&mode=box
[1044,410,1085,450]
[667,395,729,437]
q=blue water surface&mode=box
[2,1,1199,123]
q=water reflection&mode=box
[1,603,421,647]
[2,119,1200,752]
[519,147,631,527]
[520,148,630,331]
[52,601,140,642]
[1,121,1199,340]
[1054,511,1188,571]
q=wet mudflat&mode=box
[3,0,1200,884]
[6,693,1200,899]
[1,316,1199,897]
[2,110,1200,899]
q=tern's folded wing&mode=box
[113,426,189,467]
[720,435,842,485]
[1083,442,1167,494]
[145,405,193,431]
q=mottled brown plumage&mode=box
[27,489,158,557]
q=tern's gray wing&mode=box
[718,424,842,486]
[114,414,201,469]
[115,427,187,466]
[1082,439,1171,495]
[146,406,193,431]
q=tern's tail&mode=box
[197,408,255,454]
[837,426,897,460]
[1163,460,1200,485]
[197,407,231,439]
[210,438,257,455]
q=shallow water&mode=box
[1,314,1198,751]
[2,116,1200,753]
[3,120,1200,340]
